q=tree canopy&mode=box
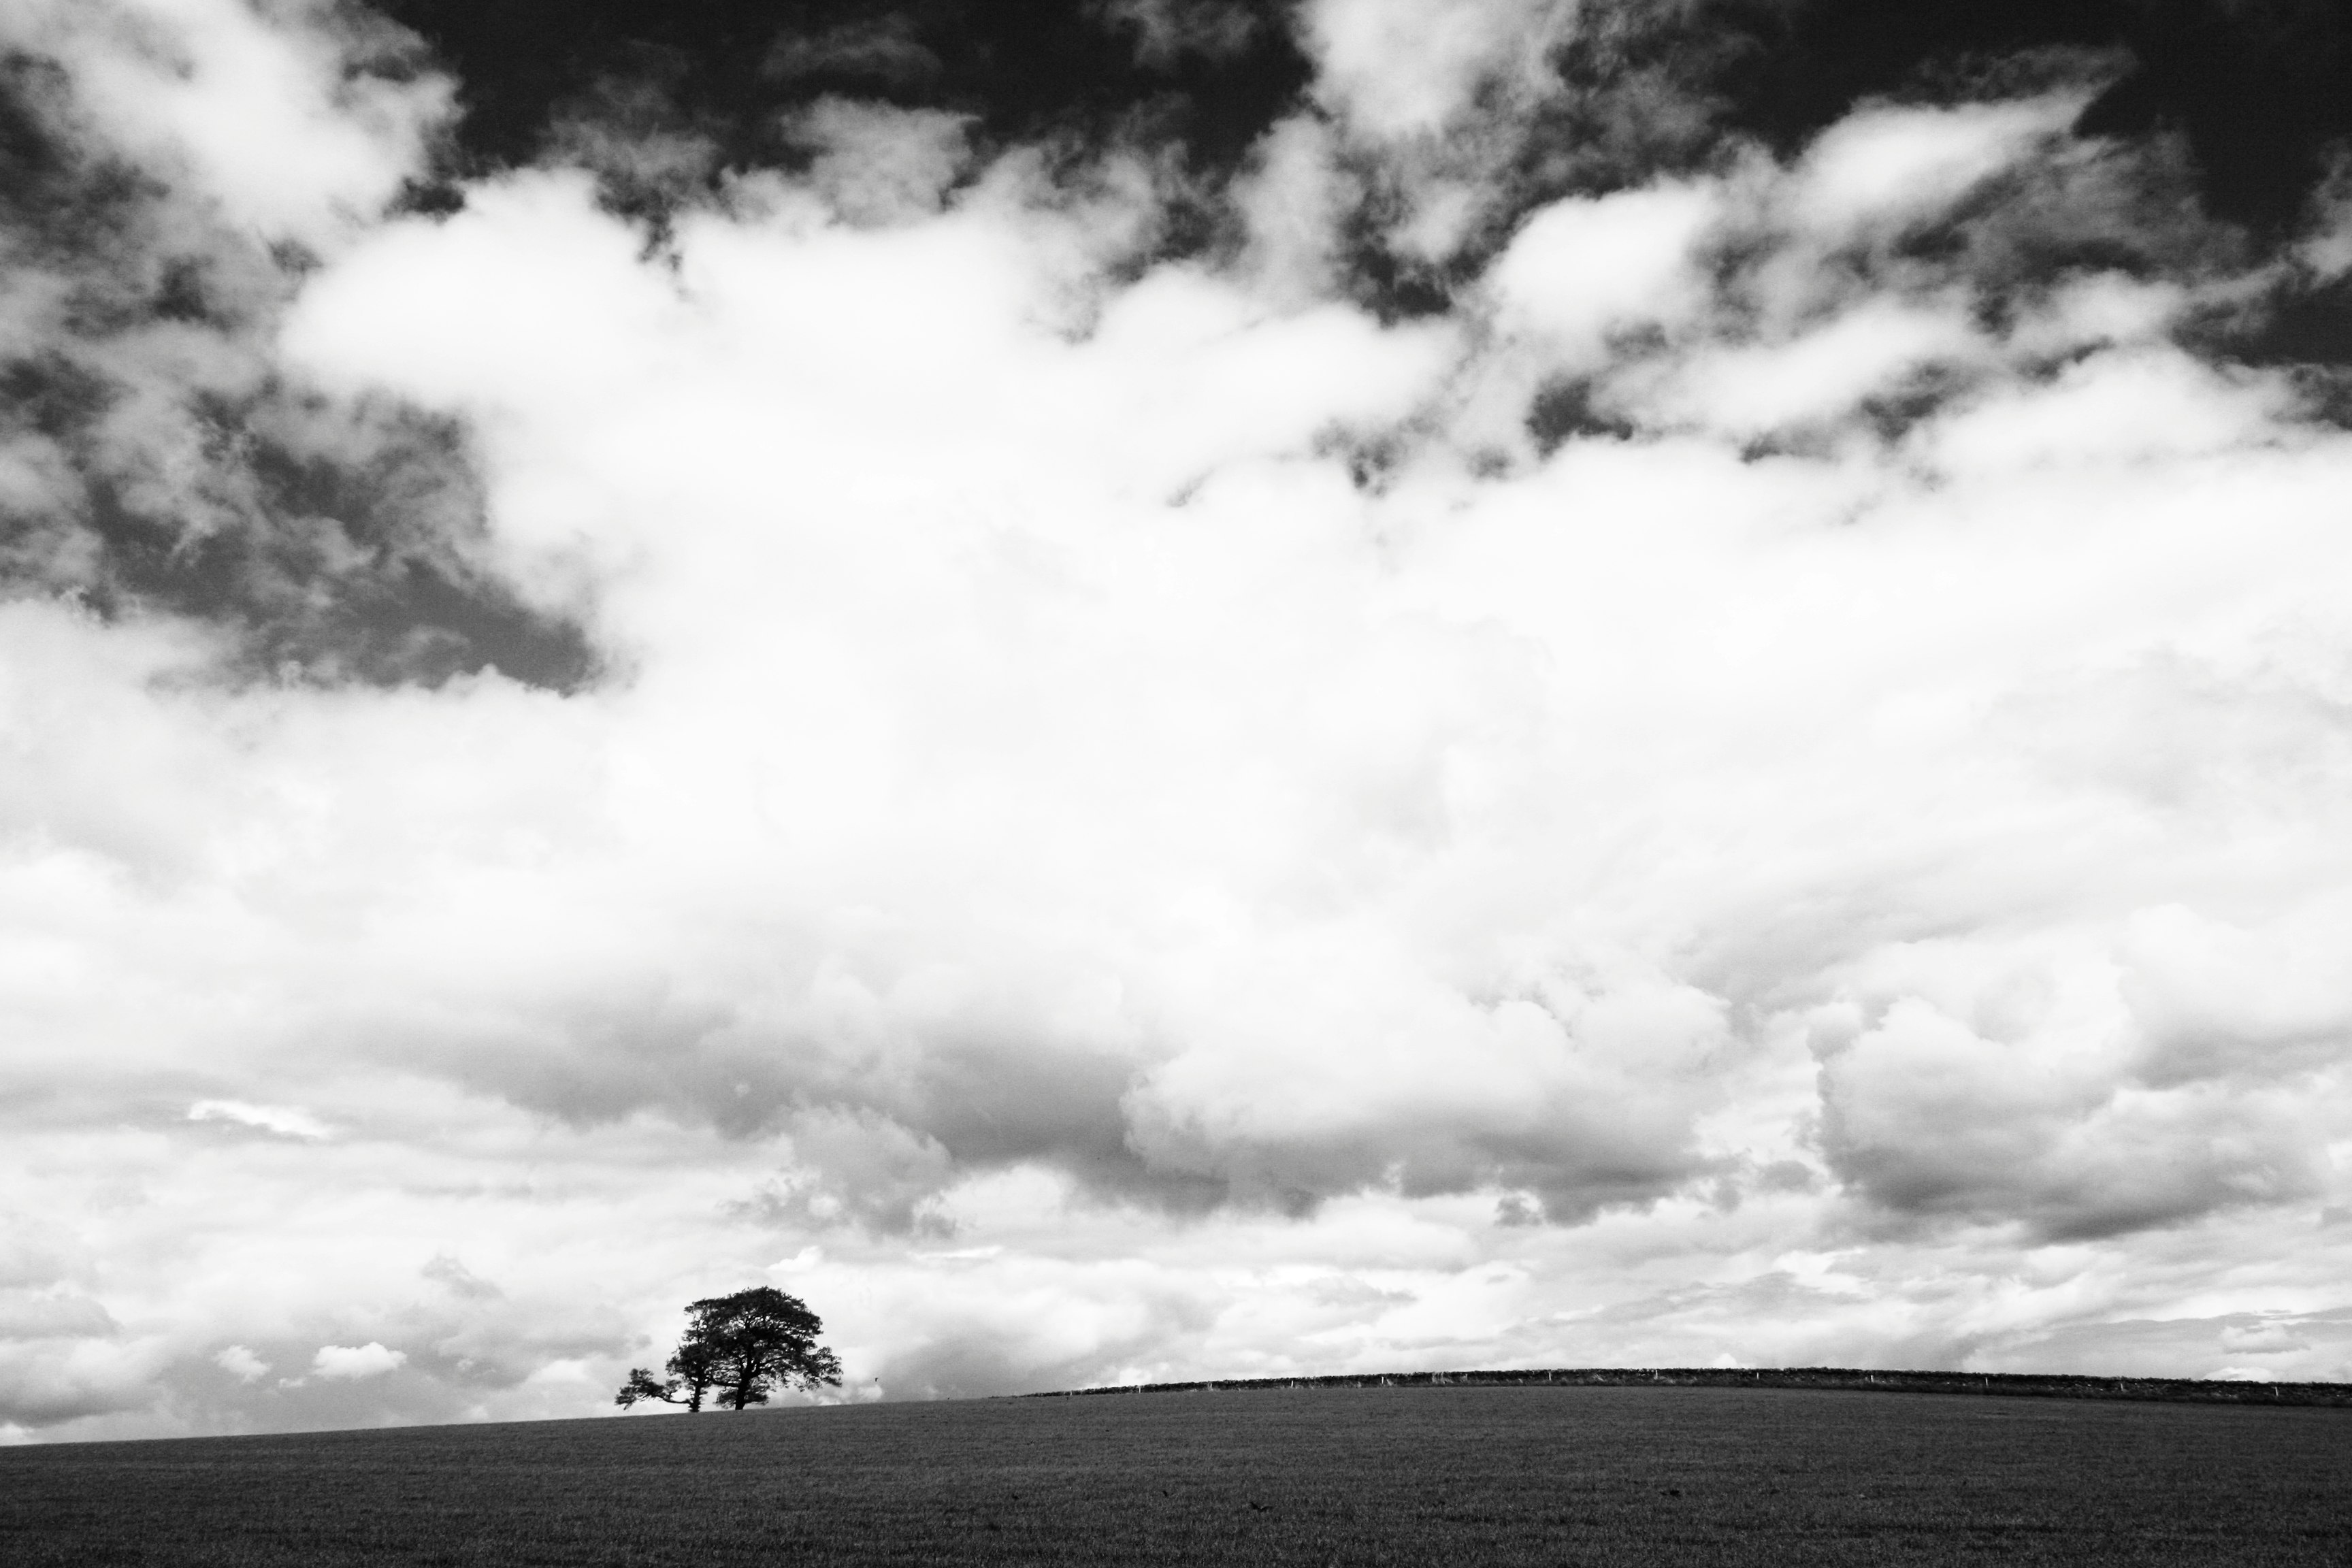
[616,1286,842,1413]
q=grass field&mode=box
[5,1384,2348,1565]
[1034,1365,2352,1406]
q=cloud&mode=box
[310,1342,406,1380]
[421,1256,502,1301]
[188,1100,333,1141]
[262,87,2351,1254]
[214,1344,268,1382]
[1303,0,1575,142]
[783,99,975,228]
[1488,180,1716,364]
[1813,996,2325,1240]
[2219,1320,2308,1356]
[3,0,2352,1443]
[9,0,448,248]
[763,18,944,88]
[1789,95,2086,239]
[0,1220,144,1433]
[2121,899,2352,1085]
[1230,114,1356,299]
[0,0,595,689]
[1095,0,1262,69]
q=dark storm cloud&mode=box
[0,26,595,690]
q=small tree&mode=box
[616,1286,841,1414]
[615,1337,724,1412]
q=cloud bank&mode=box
[4,0,2352,1439]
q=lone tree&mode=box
[617,1286,842,1413]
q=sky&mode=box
[5,0,2352,1442]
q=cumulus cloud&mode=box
[10,0,447,247]
[1488,180,1716,358]
[1305,0,1575,142]
[0,0,593,687]
[783,99,975,228]
[4,0,2352,1441]
[310,1342,406,1379]
[214,1344,269,1381]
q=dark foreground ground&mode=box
[5,1384,2348,1566]
[1036,1365,2352,1405]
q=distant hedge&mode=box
[1025,1367,2352,1407]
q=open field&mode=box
[1036,1365,2352,1407]
[5,1384,2348,1566]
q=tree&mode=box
[693,1286,844,1410]
[615,1286,842,1413]
[615,1336,724,1412]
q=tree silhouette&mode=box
[616,1286,842,1413]
[615,1335,723,1412]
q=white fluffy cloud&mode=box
[3,0,2352,1443]
[7,0,446,249]
[310,1342,406,1380]
[1488,181,1718,365]
[1791,95,2086,238]
[1304,0,1575,140]
[214,1345,268,1381]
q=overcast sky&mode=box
[5,0,2352,1441]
